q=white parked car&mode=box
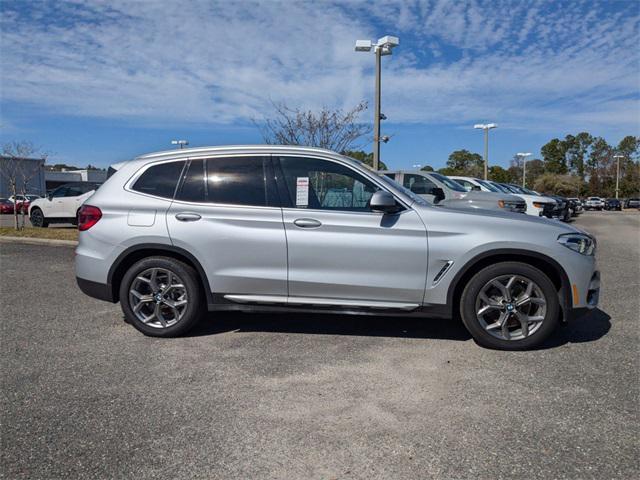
[29,182,99,227]
[584,197,604,211]
[449,176,556,217]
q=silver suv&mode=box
[76,146,600,350]
[381,170,527,213]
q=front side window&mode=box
[65,186,84,197]
[278,156,379,211]
[403,174,437,195]
[51,187,68,198]
[132,161,186,199]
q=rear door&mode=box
[166,155,287,298]
[276,156,428,306]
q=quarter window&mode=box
[278,156,379,211]
[403,174,437,195]
[132,161,186,199]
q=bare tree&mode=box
[255,101,372,152]
[1,141,47,230]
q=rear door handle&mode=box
[293,218,322,228]
[175,212,202,222]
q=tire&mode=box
[119,256,204,337]
[30,208,49,228]
[460,262,560,350]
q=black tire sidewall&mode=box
[119,256,203,337]
[30,208,48,228]
[460,262,559,350]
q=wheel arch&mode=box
[108,244,213,305]
[448,249,571,321]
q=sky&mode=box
[1,0,639,170]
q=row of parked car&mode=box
[381,170,583,222]
[0,194,41,215]
[582,196,640,211]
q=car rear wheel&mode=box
[30,208,48,228]
[119,256,204,337]
[460,262,559,350]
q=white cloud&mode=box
[1,0,638,134]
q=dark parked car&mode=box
[625,198,640,209]
[0,198,15,214]
[604,199,622,211]
[547,195,572,222]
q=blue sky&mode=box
[1,0,639,170]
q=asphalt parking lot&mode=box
[1,211,638,479]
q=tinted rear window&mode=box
[176,160,206,203]
[133,161,186,199]
[206,156,269,206]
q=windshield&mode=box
[430,173,467,192]
[487,181,509,193]
[476,179,499,192]
[377,174,430,206]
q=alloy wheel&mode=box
[129,267,188,329]
[475,274,547,341]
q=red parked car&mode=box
[0,198,15,214]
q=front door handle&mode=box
[175,212,202,222]
[293,218,322,228]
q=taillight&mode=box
[78,205,102,231]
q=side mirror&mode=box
[47,194,53,201]
[370,190,399,214]
[429,187,446,203]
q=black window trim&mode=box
[272,154,410,215]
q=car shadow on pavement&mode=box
[537,308,611,349]
[187,312,473,341]
[186,308,611,347]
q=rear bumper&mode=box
[76,277,115,303]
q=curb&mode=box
[0,236,78,247]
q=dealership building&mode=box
[44,169,107,190]
[0,156,47,198]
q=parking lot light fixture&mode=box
[613,154,624,199]
[355,35,399,171]
[171,140,189,149]
[517,152,532,187]
[474,123,498,180]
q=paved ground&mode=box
[0,215,75,228]
[1,211,638,479]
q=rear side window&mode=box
[132,161,186,199]
[65,185,84,197]
[205,156,272,207]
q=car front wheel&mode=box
[119,256,204,337]
[460,262,559,350]
[30,208,48,228]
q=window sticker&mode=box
[296,177,309,207]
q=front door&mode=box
[276,156,428,306]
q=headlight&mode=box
[557,233,596,255]
[533,202,546,208]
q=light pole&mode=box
[355,35,399,171]
[613,154,624,199]
[473,123,497,180]
[517,152,532,187]
[171,139,189,149]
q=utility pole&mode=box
[355,36,399,171]
[517,152,532,187]
[473,123,497,180]
[613,154,624,199]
